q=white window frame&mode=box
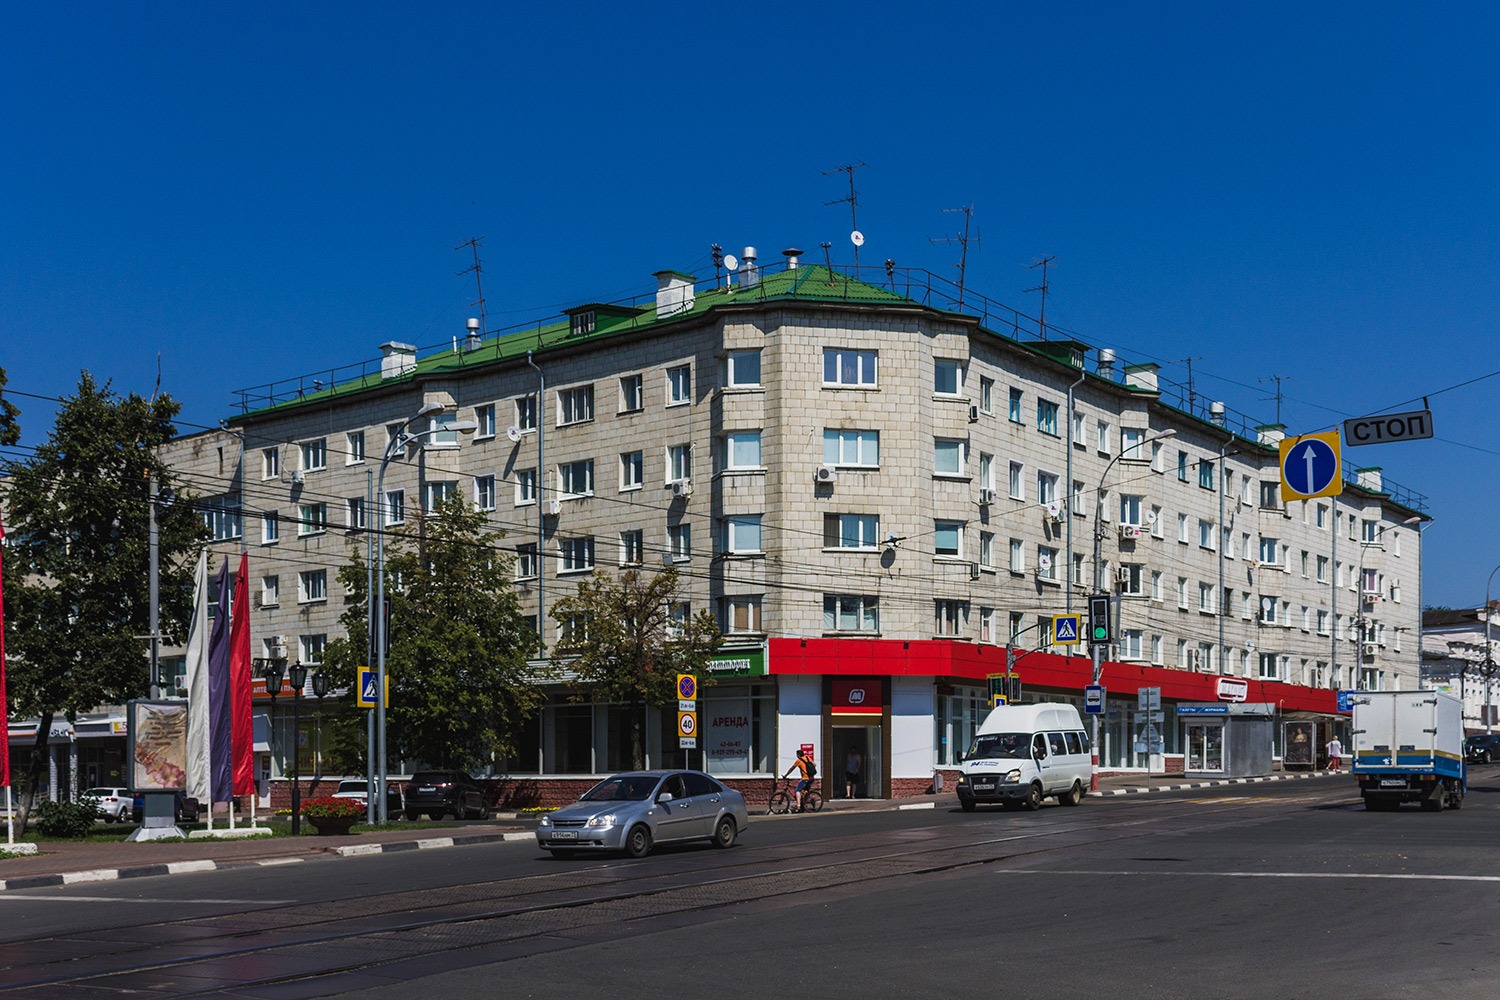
[300,439,327,472]
[619,374,644,413]
[722,515,763,555]
[824,593,879,633]
[934,520,964,558]
[666,364,692,406]
[934,438,967,477]
[721,432,762,471]
[260,576,279,607]
[473,406,495,441]
[298,569,328,604]
[824,429,879,468]
[261,511,279,545]
[559,459,595,498]
[667,444,692,482]
[825,513,880,550]
[823,348,878,387]
[261,447,279,480]
[934,358,964,396]
[621,451,644,491]
[474,475,496,511]
[515,469,536,506]
[557,385,594,426]
[724,349,762,388]
[559,536,596,573]
[668,523,692,561]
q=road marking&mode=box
[1007,869,1500,883]
[898,802,936,811]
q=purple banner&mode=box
[207,561,233,802]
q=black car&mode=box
[130,791,201,824]
[402,771,489,821]
[1465,733,1500,763]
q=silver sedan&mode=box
[536,770,749,858]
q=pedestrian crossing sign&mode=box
[356,666,388,709]
[1053,614,1082,645]
[992,694,1008,708]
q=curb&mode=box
[1088,770,1343,797]
[0,831,533,893]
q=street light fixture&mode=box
[287,661,308,834]
[258,656,287,827]
[373,406,479,822]
[1090,428,1177,790]
[1485,565,1500,735]
[1353,516,1422,692]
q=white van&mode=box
[955,702,1092,812]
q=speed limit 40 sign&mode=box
[678,710,698,748]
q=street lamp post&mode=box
[1091,428,1176,791]
[287,661,308,834]
[258,656,286,825]
[1485,566,1500,734]
[1354,516,1422,691]
[374,404,478,823]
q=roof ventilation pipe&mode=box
[783,247,803,269]
[740,247,759,289]
[464,318,482,351]
[1097,348,1117,381]
[1209,401,1226,427]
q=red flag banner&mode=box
[229,552,254,796]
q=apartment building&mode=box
[155,254,1427,801]
[1422,605,1500,731]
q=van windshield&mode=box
[967,733,1032,760]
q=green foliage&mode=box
[36,797,102,838]
[300,796,364,820]
[320,496,543,771]
[0,365,20,446]
[551,567,723,768]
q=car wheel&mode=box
[429,810,445,822]
[479,804,491,821]
[712,816,737,849]
[1058,781,1084,807]
[1025,783,1044,810]
[960,798,977,813]
[1484,751,1492,764]
[405,810,419,822]
[624,824,652,858]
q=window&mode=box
[1096,419,1110,453]
[1152,635,1164,665]
[1361,519,1378,543]
[1260,537,1278,563]
[1316,503,1328,528]
[1008,462,1024,500]
[570,310,595,336]
[1200,583,1215,613]
[475,476,495,511]
[386,422,404,450]
[261,447,279,479]
[1121,630,1143,660]
[1071,480,1085,516]
[260,576,279,607]
[1037,399,1059,435]
[1199,519,1215,549]
[1072,410,1086,446]
[516,543,539,579]
[824,514,879,550]
[299,502,328,536]
[823,348,877,386]
[557,613,590,647]
[1009,538,1025,573]
[935,599,964,636]
[723,515,763,554]
[667,364,692,405]
[668,524,692,561]
[1199,460,1214,490]
[384,490,404,525]
[1177,577,1189,609]
[1260,481,1281,509]
[934,520,964,558]
[979,531,994,568]
[934,438,966,476]
[620,451,643,491]
[1036,472,1058,505]
[422,481,457,513]
[261,511,278,545]
[1120,494,1143,525]
[1348,514,1358,541]
[1073,553,1086,585]
[347,497,366,529]
[516,395,538,431]
[824,594,879,632]
[1151,571,1163,601]
[1177,450,1189,482]
[1317,609,1330,635]
[559,459,594,497]
[1258,652,1279,680]
[1152,442,1164,472]
[620,529,644,566]
[559,536,595,572]
[667,602,690,639]
[724,350,761,387]
[722,595,763,633]
[824,429,879,467]
[515,469,536,505]
[1260,597,1279,625]
[668,444,692,481]
[1150,505,1164,537]
[619,374,643,413]
[979,376,994,413]
[428,412,461,447]
[473,406,495,440]
[722,432,761,470]
[1008,387,1023,422]
[1119,564,1144,595]
[1177,513,1189,543]
[1241,532,1253,560]
[1301,605,1312,631]
[1036,546,1058,581]
[298,570,327,604]
[558,385,594,425]
[300,439,327,472]
[980,608,996,643]
[1121,427,1145,460]
[934,358,964,395]
[979,453,994,490]
[300,634,327,665]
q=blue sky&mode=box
[3,4,1497,606]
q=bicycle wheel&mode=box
[804,791,823,813]
[768,791,791,815]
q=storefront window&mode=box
[546,704,594,774]
[702,684,776,775]
[935,686,987,766]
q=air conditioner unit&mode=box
[173,674,187,690]
[978,488,996,505]
[1118,524,1142,540]
[289,469,305,485]
[1361,642,1378,657]
[547,498,563,515]
[969,562,981,580]
[1116,566,1131,584]
[671,479,693,499]
[815,465,838,484]
[968,404,980,423]
[1362,590,1379,606]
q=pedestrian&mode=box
[1327,735,1343,772]
[845,746,862,799]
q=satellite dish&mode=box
[850,230,865,247]
[723,254,739,271]
[1038,554,1052,571]
[506,426,521,443]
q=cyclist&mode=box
[783,750,814,812]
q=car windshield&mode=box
[967,733,1032,760]
[337,781,367,793]
[580,776,659,802]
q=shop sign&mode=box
[708,647,766,676]
[1216,677,1249,702]
[832,679,882,717]
[706,712,751,766]
[1178,705,1229,716]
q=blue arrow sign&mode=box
[1282,436,1338,497]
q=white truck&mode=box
[1351,690,1465,811]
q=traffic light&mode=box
[1088,594,1112,645]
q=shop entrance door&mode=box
[1186,723,1224,772]
[831,726,880,799]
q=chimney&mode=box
[740,246,759,289]
[1256,424,1286,447]
[1355,467,1384,492]
[783,246,803,269]
[653,270,696,319]
[1210,401,1226,427]
[1097,348,1117,380]
[464,318,482,351]
[1123,363,1159,392]
[380,341,417,380]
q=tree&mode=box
[551,567,723,770]
[320,496,543,772]
[0,366,20,446]
[2,373,203,834]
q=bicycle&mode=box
[767,779,823,815]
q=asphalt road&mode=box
[2,771,1498,999]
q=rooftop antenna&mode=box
[1174,356,1205,416]
[928,203,980,310]
[823,161,867,271]
[711,244,724,286]
[1024,256,1055,339]
[454,236,488,336]
[1259,374,1293,424]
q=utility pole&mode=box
[928,204,980,309]
[823,162,867,270]
[454,237,488,336]
[149,472,160,700]
[1025,257,1055,338]
[1174,357,1204,417]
